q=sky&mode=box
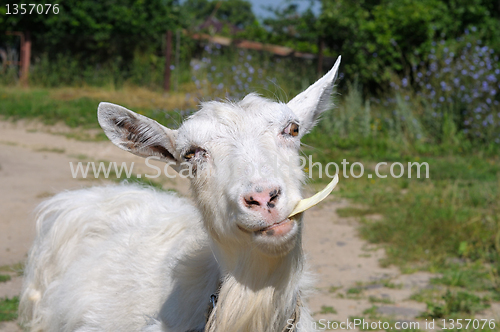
[247,0,321,19]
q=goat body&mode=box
[19,57,341,332]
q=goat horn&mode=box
[288,174,339,217]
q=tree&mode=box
[0,0,181,63]
[182,0,256,30]
[318,0,500,91]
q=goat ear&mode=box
[287,56,341,134]
[97,102,179,164]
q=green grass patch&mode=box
[0,275,11,283]
[328,286,342,293]
[304,118,500,320]
[368,296,393,304]
[0,297,19,321]
[304,143,500,292]
[381,280,403,289]
[0,87,187,131]
[420,290,490,319]
[430,263,494,291]
[336,207,380,218]
[347,287,363,294]
[0,88,100,128]
[0,263,24,276]
[34,147,66,154]
[362,305,379,319]
[319,305,337,314]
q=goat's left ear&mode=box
[98,102,179,165]
[287,56,341,135]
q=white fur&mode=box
[20,57,341,332]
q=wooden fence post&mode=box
[20,31,31,86]
[317,36,324,78]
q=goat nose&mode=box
[242,187,281,210]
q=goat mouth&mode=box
[255,218,295,237]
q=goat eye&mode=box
[183,149,196,160]
[283,122,299,137]
[183,148,207,161]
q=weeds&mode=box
[336,207,380,218]
[420,290,490,319]
[0,297,18,321]
[319,305,337,314]
[347,287,363,295]
[0,263,24,276]
[368,296,393,304]
[0,275,11,283]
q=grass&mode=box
[302,92,500,321]
[0,87,195,131]
[419,290,490,319]
[319,305,337,314]
[304,135,500,302]
[0,297,19,321]
[368,295,393,304]
[430,263,494,291]
[35,147,66,153]
[0,275,11,283]
[336,207,380,218]
[347,287,363,294]
[0,263,24,276]
[0,88,101,128]
[328,286,342,293]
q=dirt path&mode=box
[1,120,497,331]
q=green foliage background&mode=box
[0,0,181,70]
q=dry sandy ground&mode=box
[0,120,498,331]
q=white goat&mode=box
[19,57,341,332]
